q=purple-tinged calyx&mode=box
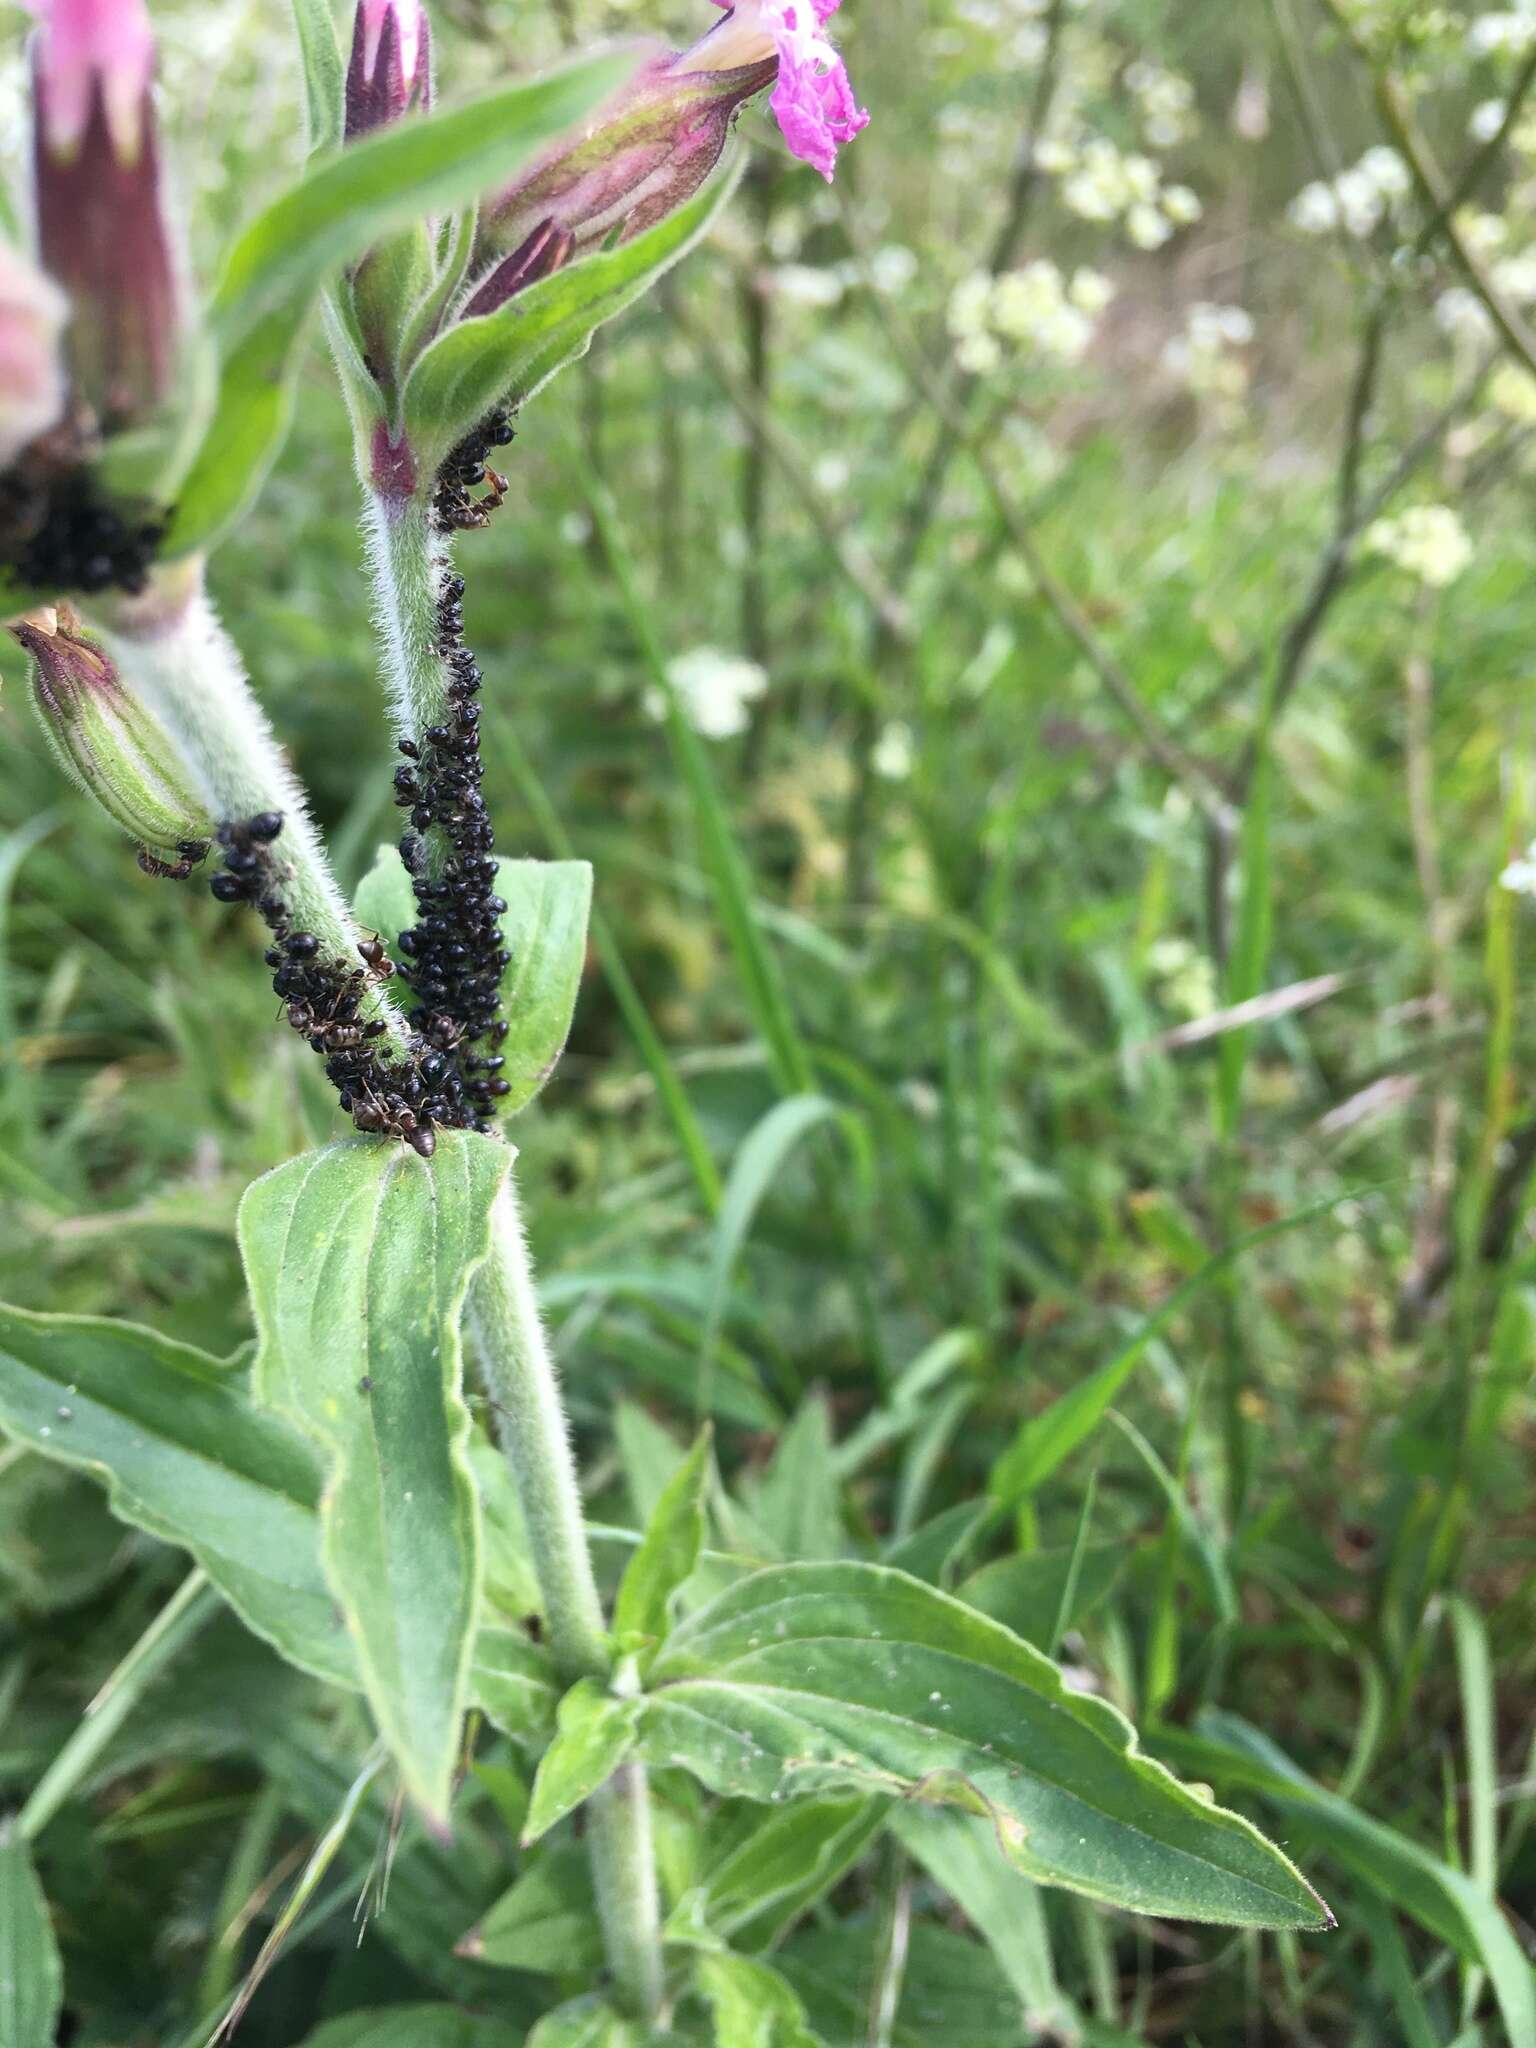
[0,241,69,471]
[462,220,576,319]
[476,47,776,267]
[28,0,181,428]
[690,0,867,181]
[346,0,431,141]
[13,600,211,853]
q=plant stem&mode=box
[363,489,453,740]
[470,1178,664,2021]
[101,567,408,1046]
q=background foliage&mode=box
[2,0,1535,2039]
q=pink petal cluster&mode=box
[699,0,867,180]
[0,242,69,468]
[27,0,154,161]
[357,0,424,86]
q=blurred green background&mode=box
[2,0,1536,2039]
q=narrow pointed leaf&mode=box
[0,1833,61,2048]
[403,156,743,469]
[523,1678,641,1843]
[239,1132,512,1819]
[615,1424,712,1649]
[692,1950,825,2048]
[466,1841,604,1974]
[641,1563,1330,1928]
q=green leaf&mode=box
[0,1832,61,2048]
[615,1425,712,1650]
[465,1840,604,1975]
[892,1808,1075,2038]
[239,1131,513,1820]
[778,1921,1025,2048]
[403,156,743,469]
[746,1392,843,1562]
[616,1400,689,1527]
[681,1797,887,1949]
[523,1678,642,1843]
[958,1541,1125,1650]
[166,53,631,554]
[289,0,344,158]
[702,1098,857,1411]
[494,858,593,1113]
[1163,1712,1536,2048]
[641,1563,1330,1929]
[213,56,631,351]
[0,1301,352,1685]
[526,1995,655,2047]
[989,1188,1368,1507]
[692,1950,825,2048]
[471,1624,561,1745]
[293,2007,524,2048]
[353,840,419,953]
[351,849,591,1116]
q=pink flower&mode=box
[346,0,431,140]
[687,0,867,180]
[0,242,69,469]
[28,0,155,163]
[28,0,180,424]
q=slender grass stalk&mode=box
[20,1568,218,1840]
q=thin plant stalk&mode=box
[102,571,408,1044]
[19,1568,218,1840]
[468,1177,664,2019]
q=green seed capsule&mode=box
[13,601,211,856]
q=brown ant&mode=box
[137,837,209,882]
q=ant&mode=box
[138,837,209,882]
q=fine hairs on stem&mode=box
[468,1179,665,2021]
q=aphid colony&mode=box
[389,556,513,1131]
[187,411,524,1153]
[0,436,166,596]
[202,810,474,1157]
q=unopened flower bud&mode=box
[346,0,431,141]
[30,0,182,427]
[477,48,776,264]
[13,601,211,855]
[0,241,69,471]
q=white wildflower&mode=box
[1364,505,1473,588]
[652,648,769,739]
[1488,361,1536,421]
[955,330,1004,376]
[1499,849,1536,894]
[868,243,918,294]
[873,722,916,779]
[1289,181,1340,233]
[772,264,845,308]
[1067,266,1115,314]
[1435,286,1495,341]
[1126,201,1174,249]
[1162,183,1203,225]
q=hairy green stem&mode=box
[102,569,408,1046]
[363,489,453,735]
[470,1177,665,2021]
